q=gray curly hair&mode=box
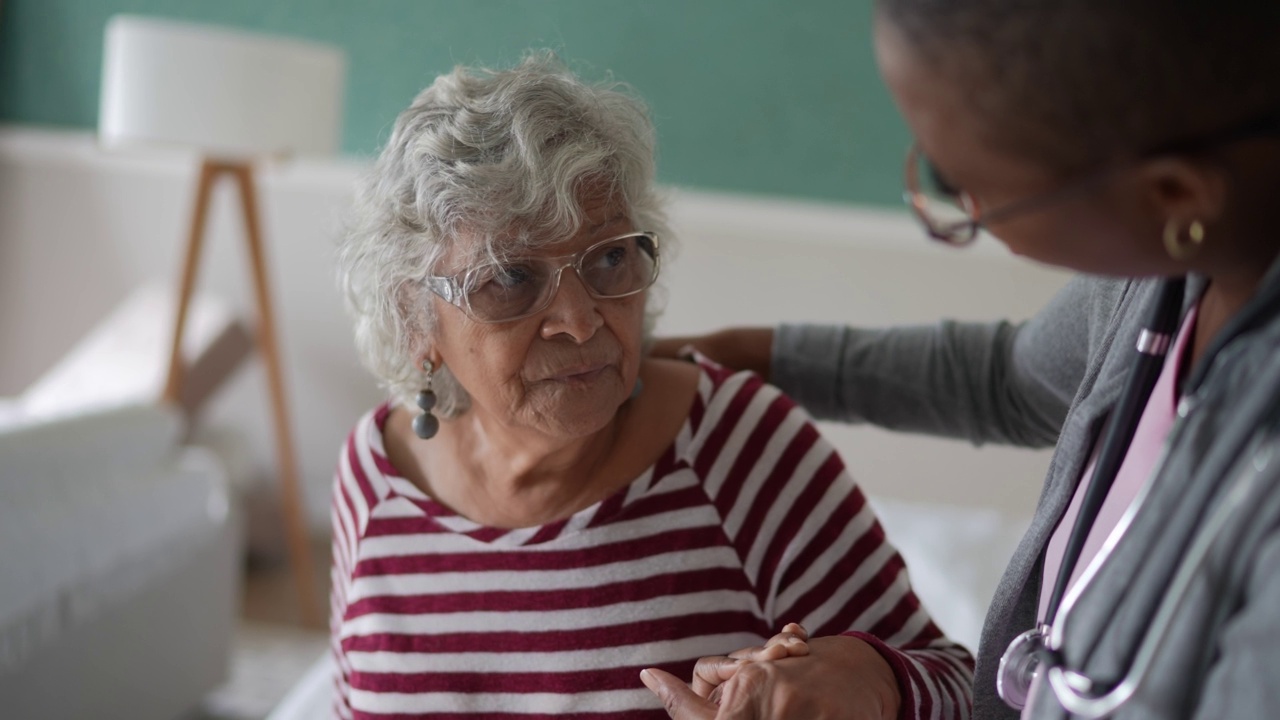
[338,51,671,418]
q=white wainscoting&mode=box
[0,125,1070,531]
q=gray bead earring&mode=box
[413,359,439,440]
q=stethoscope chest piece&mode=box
[997,624,1050,709]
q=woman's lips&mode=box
[546,363,609,383]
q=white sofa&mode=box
[0,402,241,720]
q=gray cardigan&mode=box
[772,267,1280,719]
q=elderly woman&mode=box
[332,52,970,719]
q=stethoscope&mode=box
[995,276,1280,717]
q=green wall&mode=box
[0,0,910,206]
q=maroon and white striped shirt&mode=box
[330,358,973,719]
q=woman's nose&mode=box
[539,268,603,342]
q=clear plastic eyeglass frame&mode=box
[423,230,660,324]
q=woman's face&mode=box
[428,193,646,440]
[873,13,1179,277]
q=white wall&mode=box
[0,125,1071,531]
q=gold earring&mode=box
[1163,218,1206,261]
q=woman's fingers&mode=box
[650,337,699,360]
[729,640,807,661]
[725,646,759,661]
[649,328,775,379]
[641,668,719,720]
[690,655,747,697]
[727,627,810,662]
[673,626,813,708]
[780,623,809,641]
[762,627,809,656]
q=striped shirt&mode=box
[330,358,974,719]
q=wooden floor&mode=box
[240,535,333,628]
[198,535,332,720]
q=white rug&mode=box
[199,623,328,720]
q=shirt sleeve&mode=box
[770,274,1132,448]
[692,367,975,718]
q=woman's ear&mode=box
[1137,156,1228,227]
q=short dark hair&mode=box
[876,0,1280,172]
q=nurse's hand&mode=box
[640,630,900,720]
[694,624,811,700]
[650,327,775,381]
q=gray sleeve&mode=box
[771,275,1127,448]
[1194,530,1280,718]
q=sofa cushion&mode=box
[0,402,207,668]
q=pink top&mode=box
[1037,306,1198,624]
[1022,307,1197,717]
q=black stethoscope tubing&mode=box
[1042,277,1188,623]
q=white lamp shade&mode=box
[99,15,346,159]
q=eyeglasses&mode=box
[904,110,1280,246]
[424,231,660,323]
[903,144,1106,246]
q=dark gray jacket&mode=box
[772,266,1280,719]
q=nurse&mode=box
[641,1,1280,718]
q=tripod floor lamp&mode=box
[99,15,347,627]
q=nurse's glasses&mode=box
[902,145,1094,246]
[904,110,1280,246]
[424,231,660,324]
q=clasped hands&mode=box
[640,623,901,720]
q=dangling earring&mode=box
[1163,218,1206,261]
[413,359,440,440]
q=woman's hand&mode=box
[693,624,811,702]
[640,628,901,720]
[649,327,775,381]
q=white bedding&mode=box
[869,497,1028,652]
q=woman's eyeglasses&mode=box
[903,144,1105,246]
[424,231,660,324]
[904,111,1280,246]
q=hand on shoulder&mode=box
[650,327,775,381]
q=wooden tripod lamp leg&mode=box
[163,160,220,405]
[167,158,323,628]
[229,163,324,628]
